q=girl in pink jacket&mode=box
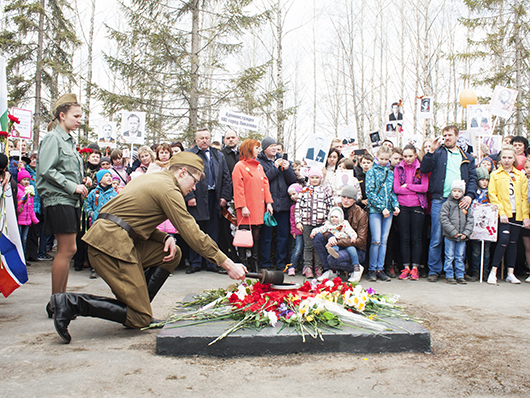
[17,169,39,256]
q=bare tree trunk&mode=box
[514,3,522,136]
[84,0,96,141]
[312,0,316,135]
[189,0,200,133]
[34,0,45,146]
[276,0,284,144]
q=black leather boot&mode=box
[51,293,127,343]
[146,267,171,302]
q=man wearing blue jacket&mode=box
[421,125,477,282]
[258,137,297,270]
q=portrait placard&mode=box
[417,97,433,120]
[470,203,498,242]
[301,134,332,168]
[120,111,146,145]
[11,108,32,140]
[98,121,117,148]
[490,86,518,119]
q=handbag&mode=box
[263,212,277,227]
[233,218,253,248]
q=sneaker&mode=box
[506,274,521,284]
[445,277,457,284]
[315,267,324,279]
[303,267,314,279]
[37,253,53,261]
[90,269,97,279]
[464,274,477,282]
[327,247,339,259]
[288,268,296,276]
[376,270,391,282]
[367,270,377,282]
[410,268,419,280]
[526,275,530,283]
[487,273,497,285]
[398,268,411,280]
[427,274,438,282]
[456,278,467,284]
[387,266,397,278]
[318,269,338,282]
[348,265,364,283]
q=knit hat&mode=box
[52,93,78,113]
[476,167,490,181]
[479,156,495,172]
[341,185,358,199]
[261,136,277,152]
[100,156,111,165]
[307,167,323,179]
[96,169,112,183]
[169,151,204,172]
[112,175,120,182]
[328,207,345,224]
[87,142,100,152]
[17,169,31,182]
[288,183,303,194]
[451,179,466,192]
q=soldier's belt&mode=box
[98,213,140,243]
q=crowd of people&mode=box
[4,93,530,342]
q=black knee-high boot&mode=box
[145,267,171,302]
[51,293,127,343]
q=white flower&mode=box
[353,285,362,297]
[265,310,278,327]
[325,280,334,288]
[235,284,248,300]
[25,185,35,196]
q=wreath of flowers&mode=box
[148,278,418,344]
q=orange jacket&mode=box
[232,158,273,226]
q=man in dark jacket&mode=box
[185,128,232,273]
[221,129,239,174]
[420,125,477,282]
[258,137,297,270]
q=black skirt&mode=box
[42,205,81,235]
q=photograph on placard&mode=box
[402,134,424,150]
[476,135,502,157]
[98,121,117,148]
[467,105,491,134]
[338,125,357,146]
[386,101,403,132]
[302,134,332,168]
[369,131,382,148]
[121,111,146,145]
[490,86,518,119]
[11,108,33,140]
[470,203,498,242]
[456,130,474,155]
[334,169,355,197]
[417,97,433,120]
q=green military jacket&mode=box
[36,125,84,208]
[82,169,228,265]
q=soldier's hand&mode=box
[222,259,247,280]
[162,236,177,262]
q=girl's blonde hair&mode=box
[498,145,518,168]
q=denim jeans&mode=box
[260,210,290,270]
[470,240,490,277]
[491,218,521,269]
[289,234,304,269]
[19,225,30,255]
[428,198,446,275]
[443,238,466,279]
[369,213,393,271]
[332,245,359,265]
[396,206,425,266]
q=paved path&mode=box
[2,260,530,397]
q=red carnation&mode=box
[8,114,20,124]
[0,131,8,137]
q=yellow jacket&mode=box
[488,167,530,221]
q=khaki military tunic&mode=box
[83,170,227,328]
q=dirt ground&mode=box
[2,259,530,397]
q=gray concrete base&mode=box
[156,298,431,357]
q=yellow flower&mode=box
[314,309,320,315]
[306,315,314,322]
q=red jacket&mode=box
[232,158,273,226]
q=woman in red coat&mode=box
[232,139,273,272]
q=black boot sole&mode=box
[46,301,54,319]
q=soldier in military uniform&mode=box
[50,152,247,343]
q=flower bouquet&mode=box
[147,278,419,345]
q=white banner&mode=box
[11,108,33,140]
[218,110,258,131]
